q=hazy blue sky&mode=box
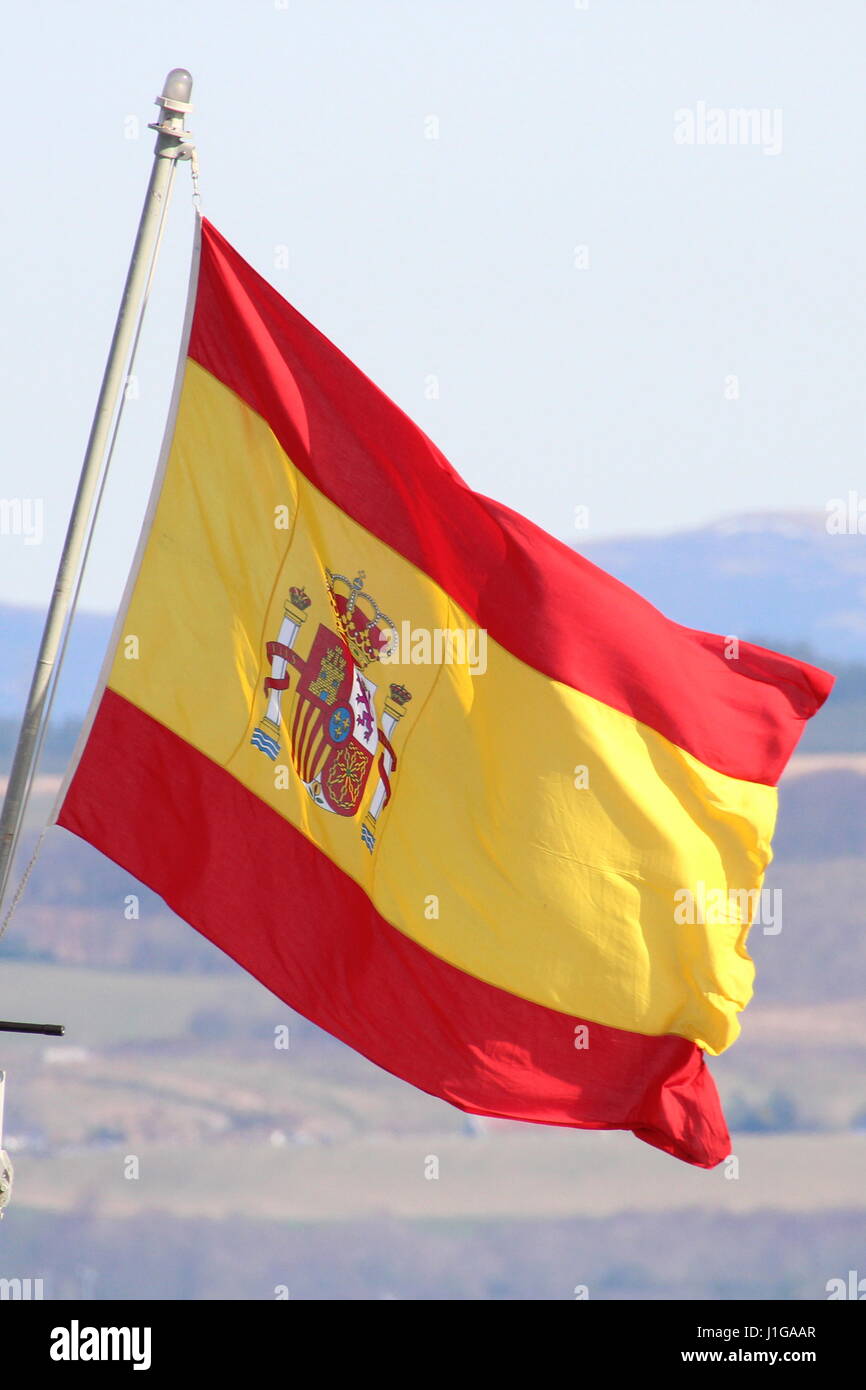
[3,0,865,610]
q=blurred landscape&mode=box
[0,511,864,1299]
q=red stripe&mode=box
[303,713,324,783]
[295,700,317,781]
[58,689,730,1168]
[187,218,832,786]
[290,691,303,752]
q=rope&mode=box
[0,828,47,941]
[190,145,202,208]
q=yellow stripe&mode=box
[107,361,777,1053]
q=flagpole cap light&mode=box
[158,68,193,113]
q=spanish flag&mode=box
[55,217,832,1167]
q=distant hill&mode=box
[576,510,865,664]
[0,604,111,720]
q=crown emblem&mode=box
[289,585,312,611]
[388,683,412,707]
[325,570,396,670]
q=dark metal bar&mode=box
[0,1021,65,1036]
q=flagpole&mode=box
[0,68,194,913]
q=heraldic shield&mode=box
[250,569,412,850]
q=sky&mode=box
[2,0,865,611]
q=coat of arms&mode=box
[250,569,412,851]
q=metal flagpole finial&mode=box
[149,69,194,151]
[150,69,200,203]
